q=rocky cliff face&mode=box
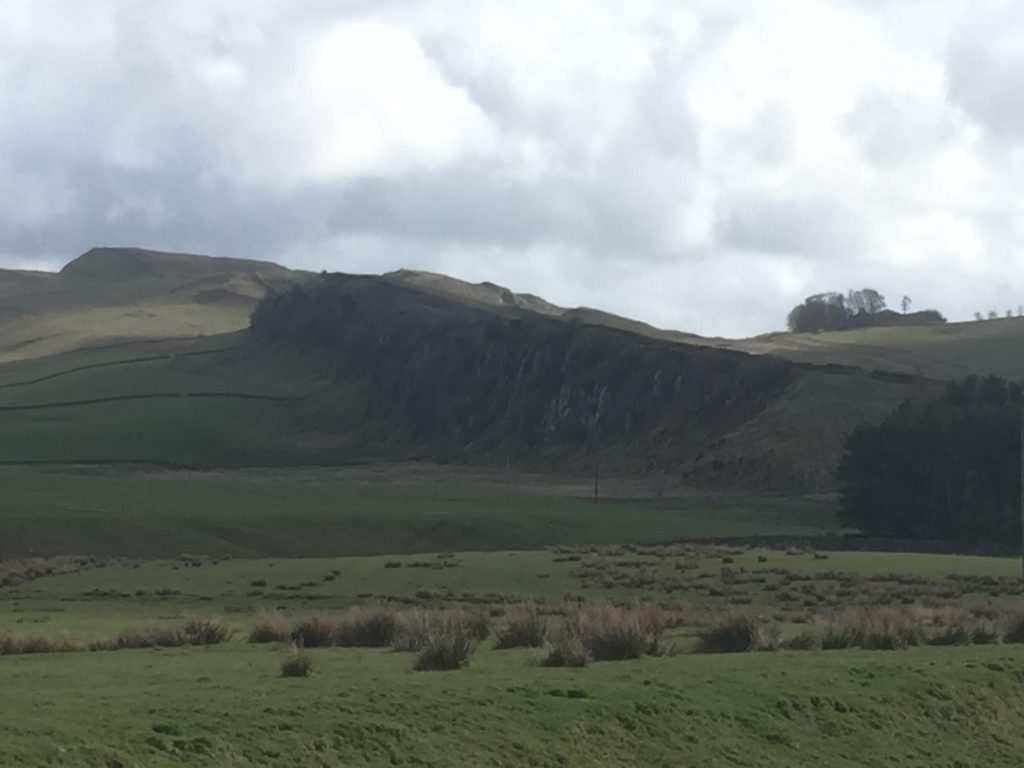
[251,275,800,480]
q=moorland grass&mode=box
[4,640,1024,766]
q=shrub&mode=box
[281,646,315,678]
[413,613,478,671]
[697,615,777,654]
[859,610,921,651]
[542,630,590,668]
[249,613,292,644]
[494,606,548,649]
[574,604,666,661]
[394,609,490,653]
[111,626,187,650]
[926,616,973,647]
[183,618,234,646]
[820,608,921,651]
[393,610,436,652]
[1,634,81,655]
[821,619,862,650]
[972,621,1001,646]
[292,617,337,648]
[333,607,398,647]
[1004,614,1024,644]
[463,610,492,643]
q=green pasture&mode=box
[2,641,1024,767]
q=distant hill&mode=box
[717,317,1024,381]
[0,247,310,363]
[1,246,1020,492]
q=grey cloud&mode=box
[946,23,1024,142]
[715,195,866,260]
[1,1,1023,335]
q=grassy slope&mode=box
[0,247,310,363]
[711,316,1024,381]
[0,465,836,559]
[0,336,325,469]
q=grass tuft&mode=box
[494,606,548,650]
[248,613,292,644]
[413,613,479,672]
[280,645,315,678]
[697,615,777,654]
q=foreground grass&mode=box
[2,642,1024,766]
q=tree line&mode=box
[787,289,945,333]
[839,375,1021,544]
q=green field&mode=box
[4,545,1022,637]
[5,249,1024,765]
[4,642,1024,767]
[4,545,1024,766]
[0,464,836,558]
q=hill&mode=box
[721,317,1024,380]
[0,247,310,363]
[6,246,1020,493]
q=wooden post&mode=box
[593,460,600,505]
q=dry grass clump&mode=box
[1003,614,1024,644]
[392,609,435,652]
[292,617,338,648]
[332,607,398,648]
[697,615,778,654]
[183,618,235,645]
[103,618,234,650]
[290,607,402,649]
[1,633,81,655]
[818,608,919,651]
[106,626,187,650]
[540,603,668,665]
[393,609,490,653]
[924,610,974,647]
[972,620,1001,646]
[856,608,922,650]
[413,612,480,671]
[817,607,991,651]
[542,628,591,668]
[573,604,667,661]
[280,644,315,678]
[494,605,548,650]
[2,618,235,656]
[248,613,292,644]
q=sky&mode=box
[1,0,1023,337]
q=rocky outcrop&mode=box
[251,275,797,477]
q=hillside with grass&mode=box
[0,247,311,363]
[0,251,941,494]
[5,249,1024,766]
[0,246,1016,496]
[721,317,1024,380]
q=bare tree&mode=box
[901,295,912,314]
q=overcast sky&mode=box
[2,0,1023,336]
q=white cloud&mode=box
[2,0,1024,334]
